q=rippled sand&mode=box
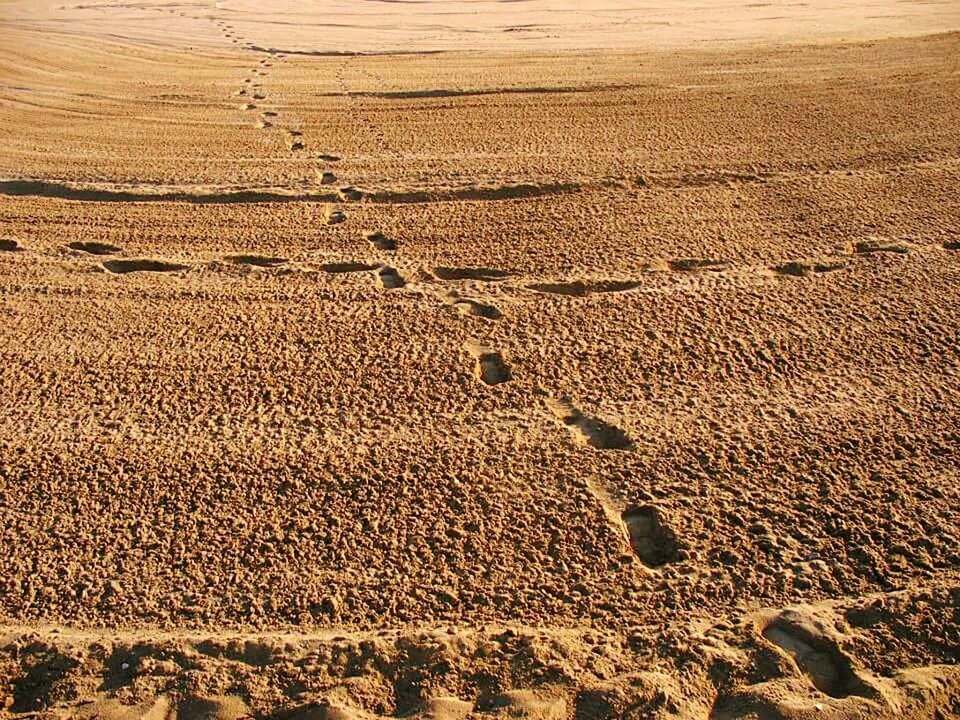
[1,1,958,718]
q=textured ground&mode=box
[0,1,959,718]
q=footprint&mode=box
[944,240,960,250]
[102,259,188,274]
[320,262,377,273]
[289,139,305,151]
[854,238,911,254]
[434,267,513,282]
[773,259,847,277]
[237,89,247,96]
[545,397,633,450]
[668,258,729,272]
[450,297,501,320]
[528,280,640,297]
[318,171,337,185]
[224,254,287,268]
[339,186,364,202]
[256,119,271,129]
[67,241,121,255]
[252,93,266,100]
[485,691,566,720]
[240,103,256,111]
[621,506,677,567]
[261,111,277,118]
[325,208,346,225]
[465,343,512,386]
[318,153,341,162]
[0,238,22,251]
[366,231,396,251]
[377,265,405,289]
[762,612,868,699]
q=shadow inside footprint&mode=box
[377,265,405,289]
[339,186,364,202]
[435,267,512,281]
[225,254,287,267]
[621,506,677,567]
[774,259,847,277]
[452,298,501,320]
[528,280,641,296]
[325,209,347,225]
[762,613,871,699]
[102,259,188,274]
[366,231,396,251]
[321,262,378,273]
[465,343,512,386]
[668,258,729,272]
[67,241,121,255]
[546,397,633,451]
[0,239,21,251]
[854,238,911,254]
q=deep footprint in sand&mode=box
[450,297,502,320]
[376,265,405,289]
[318,171,337,185]
[366,231,396,251]
[225,254,287,268]
[0,238,22,251]
[854,237,911,254]
[762,612,869,699]
[67,241,121,256]
[434,267,513,281]
[102,259,189,274]
[321,262,378,274]
[774,259,847,277]
[339,186,364,202]
[621,506,677,567]
[465,342,512,386]
[668,258,730,272]
[528,279,641,297]
[325,207,347,225]
[545,397,633,450]
[944,240,960,250]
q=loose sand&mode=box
[0,1,959,718]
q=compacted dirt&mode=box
[0,1,958,718]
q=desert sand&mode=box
[1,0,959,718]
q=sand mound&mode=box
[2,584,957,718]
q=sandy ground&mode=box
[1,1,959,718]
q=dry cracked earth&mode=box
[0,1,959,718]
